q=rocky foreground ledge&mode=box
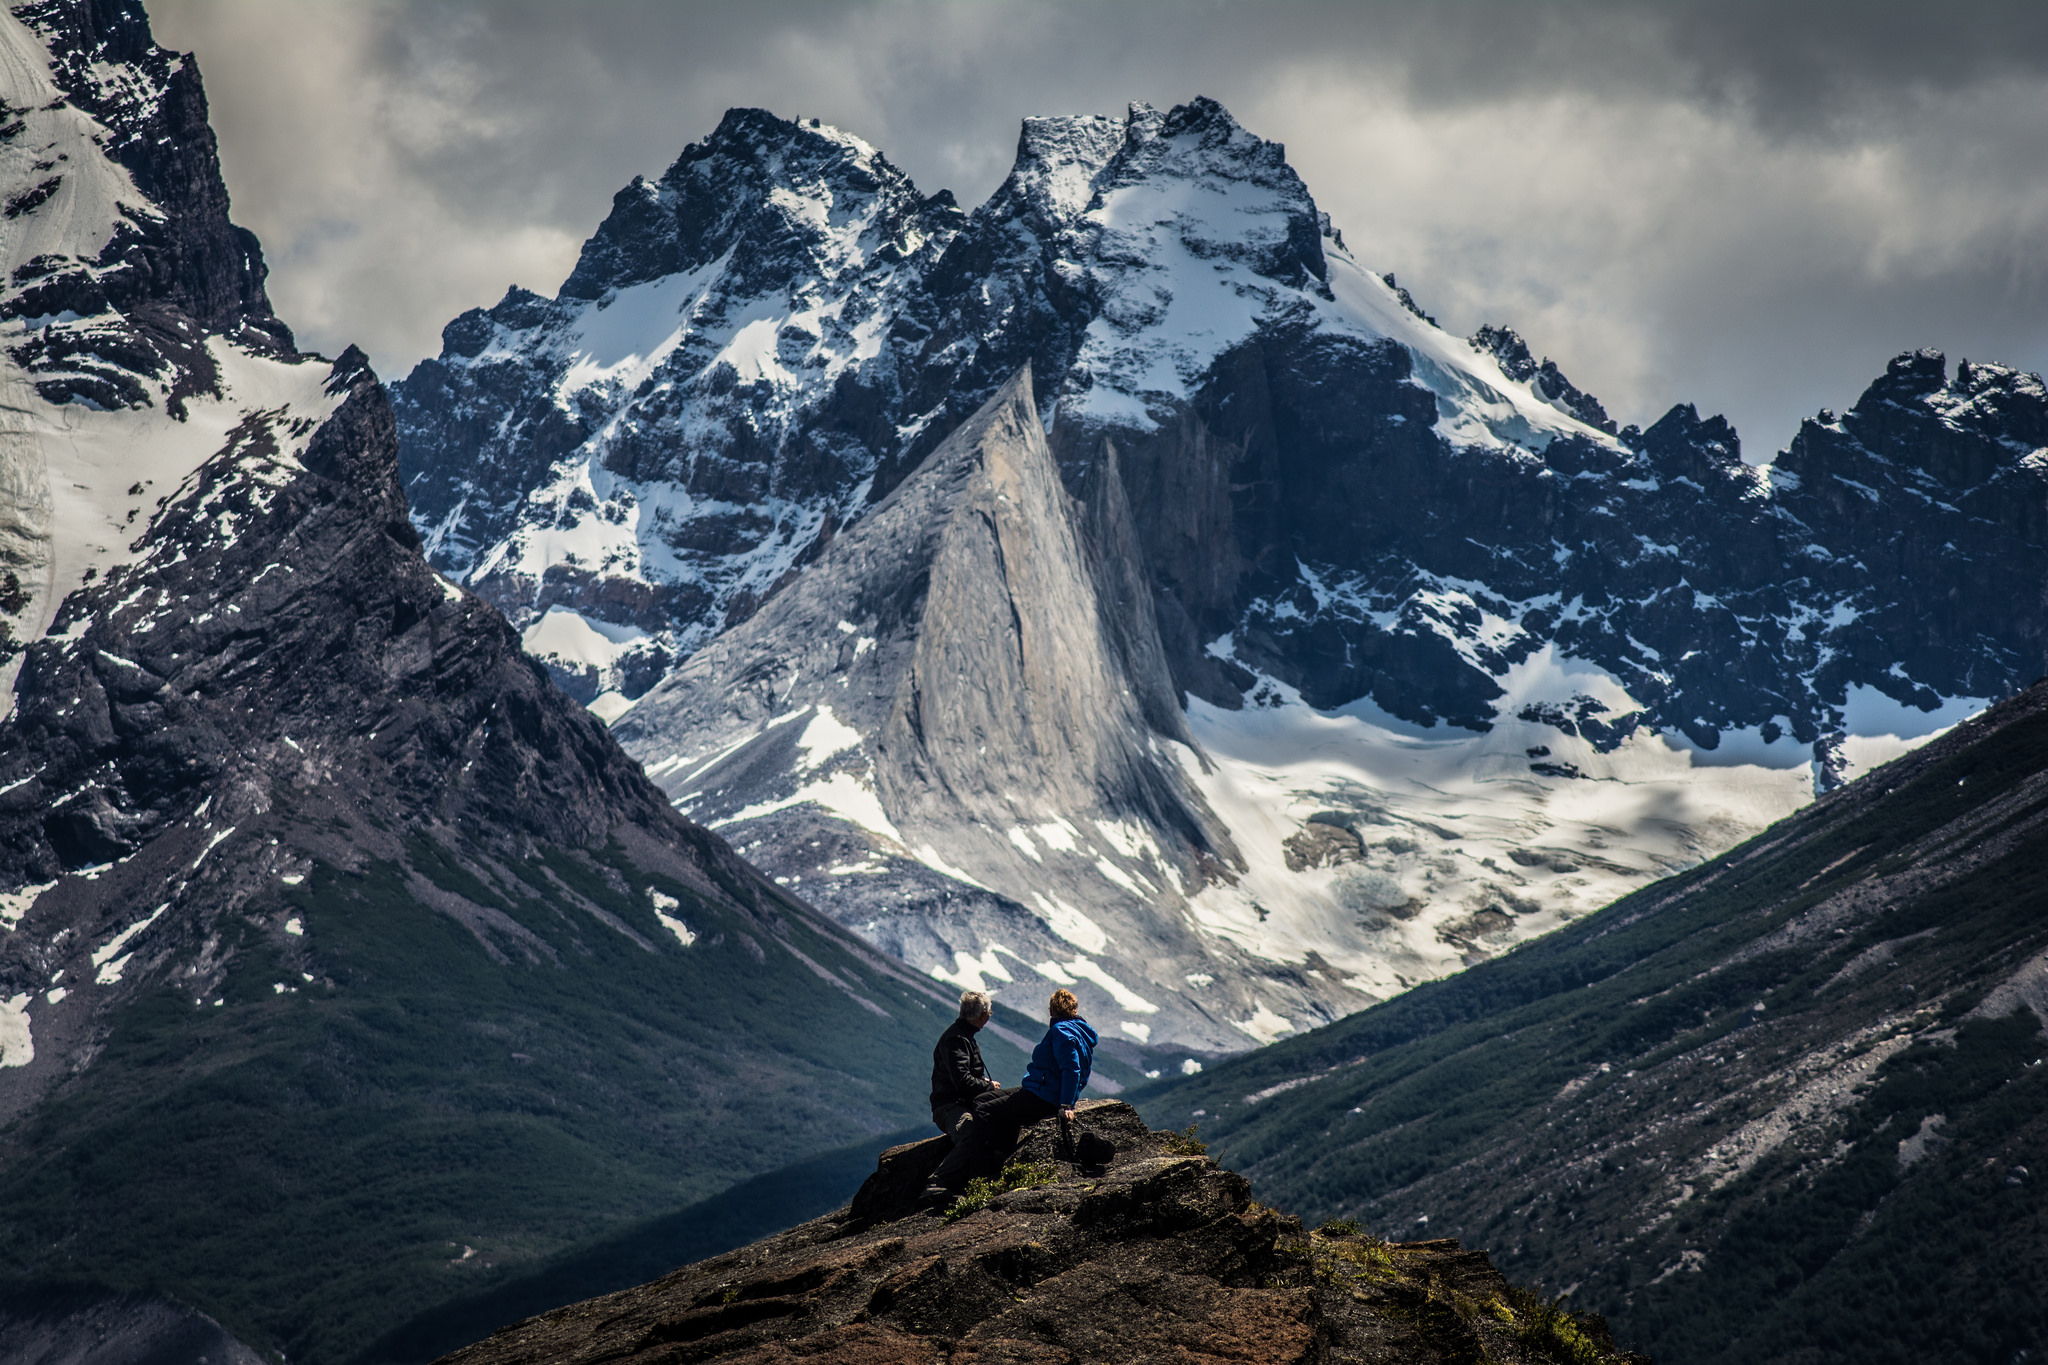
[438,1101,1647,1365]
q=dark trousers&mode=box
[922,1088,1056,1198]
[932,1100,973,1141]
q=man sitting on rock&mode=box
[920,988,1097,1209]
[931,989,1000,1140]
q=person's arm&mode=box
[1056,1028,1084,1111]
[971,1038,998,1093]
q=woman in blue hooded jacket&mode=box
[1020,988,1097,1118]
[920,989,1096,1207]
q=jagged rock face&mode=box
[0,12,1045,1360]
[1196,340,2048,765]
[2,0,290,404]
[1769,353,2048,745]
[437,1099,1647,1365]
[392,107,965,697]
[394,94,2048,761]
[0,0,297,704]
[391,97,1598,715]
[396,100,1799,1060]
[614,363,1828,1060]
[1153,678,2048,1365]
[615,369,1281,1055]
[895,99,1340,458]
[0,347,673,883]
[1471,324,1617,435]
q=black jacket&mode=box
[930,1018,995,1108]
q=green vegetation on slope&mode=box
[1614,1011,2047,1365]
[0,834,1033,1365]
[359,1122,930,1365]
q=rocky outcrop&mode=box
[437,1100,1646,1365]
[1471,324,1617,435]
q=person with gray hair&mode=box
[929,990,1000,1140]
[919,988,1094,1210]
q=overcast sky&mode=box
[149,0,2048,460]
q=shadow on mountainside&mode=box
[360,1126,929,1365]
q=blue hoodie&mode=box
[1021,1017,1098,1108]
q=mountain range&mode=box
[2,1,2044,1361]
[394,99,2046,1062]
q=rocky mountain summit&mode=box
[393,98,1616,720]
[0,0,292,698]
[395,96,2046,1059]
[0,6,1048,1360]
[1150,677,2048,1365]
[2,0,292,390]
[394,96,2048,756]
[394,106,965,688]
[438,1099,1646,1365]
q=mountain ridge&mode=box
[395,96,2047,761]
[1136,675,2048,1365]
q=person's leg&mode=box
[931,1101,970,1140]
[920,1122,982,1202]
[921,1090,1057,1206]
[967,1089,1055,1179]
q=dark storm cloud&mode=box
[148,0,2048,459]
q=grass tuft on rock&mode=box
[1510,1287,1614,1365]
[945,1161,1059,1222]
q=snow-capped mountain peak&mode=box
[397,107,968,701]
[0,0,308,710]
[1006,111,1125,224]
[561,107,932,304]
[395,99,2048,1059]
